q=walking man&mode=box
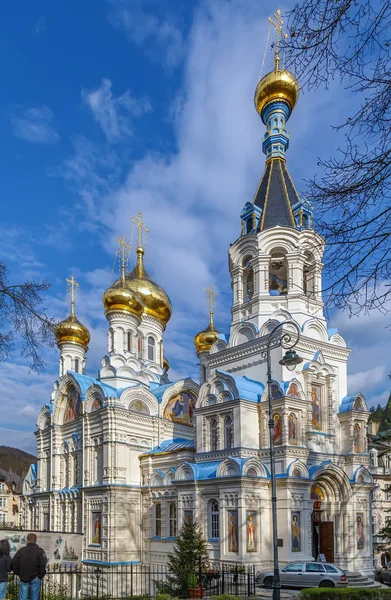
[11,534,47,600]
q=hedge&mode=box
[298,589,391,600]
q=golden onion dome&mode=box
[163,356,170,372]
[122,247,172,326]
[102,281,144,317]
[254,68,299,122]
[55,313,90,349]
[194,318,219,355]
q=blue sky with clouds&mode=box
[0,0,389,454]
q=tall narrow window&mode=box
[138,336,142,358]
[109,329,114,352]
[210,418,218,451]
[148,336,155,361]
[74,358,79,373]
[155,503,162,537]
[169,502,177,537]
[127,331,132,352]
[209,499,219,539]
[224,416,234,449]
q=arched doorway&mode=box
[310,468,351,564]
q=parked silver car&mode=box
[256,561,347,589]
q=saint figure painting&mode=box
[291,512,301,552]
[228,510,238,553]
[246,511,257,552]
[311,385,322,430]
[357,513,364,549]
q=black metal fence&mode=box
[5,564,256,600]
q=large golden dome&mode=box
[254,68,299,121]
[102,281,144,317]
[121,247,172,326]
[55,314,90,349]
[194,321,219,355]
[163,356,170,371]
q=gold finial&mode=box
[116,234,131,284]
[66,275,79,317]
[206,286,217,329]
[130,212,149,249]
[268,9,288,71]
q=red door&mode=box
[320,521,334,563]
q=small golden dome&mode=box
[123,247,172,326]
[55,314,90,349]
[254,68,299,120]
[163,356,170,372]
[194,322,219,355]
[102,281,144,317]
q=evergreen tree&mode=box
[166,518,208,596]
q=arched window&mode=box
[201,365,207,383]
[109,329,114,352]
[74,358,79,373]
[210,418,218,451]
[247,468,257,478]
[224,416,234,449]
[60,356,64,377]
[303,251,316,297]
[127,331,132,352]
[169,502,177,537]
[209,499,219,539]
[292,468,301,478]
[243,257,254,302]
[269,249,287,295]
[155,503,162,537]
[148,336,155,361]
[246,219,253,234]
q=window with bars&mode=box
[210,418,218,451]
[155,503,162,537]
[169,502,177,537]
[209,499,219,539]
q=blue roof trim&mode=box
[217,370,264,403]
[145,438,195,455]
[192,460,221,480]
[308,461,332,479]
[339,394,367,414]
[149,381,181,403]
[327,328,338,338]
[44,403,53,413]
[30,464,37,479]
[68,371,118,399]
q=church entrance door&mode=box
[320,522,334,563]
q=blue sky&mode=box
[0,0,389,454]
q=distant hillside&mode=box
[0,446,36,480]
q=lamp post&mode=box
[262,320,302,600]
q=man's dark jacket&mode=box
[11,543,47,583]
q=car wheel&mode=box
[319,581,335,588]
[264,577,273,589]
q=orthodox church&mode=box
[22,45,374,576]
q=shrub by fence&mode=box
[298,588,391,600]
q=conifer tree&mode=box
[166,518,208,596]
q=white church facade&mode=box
[22,55,375,576]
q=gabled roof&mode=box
[144,438,194,455]
[216,370,264,403]
[254,158,298,231]
[69,371,119,399]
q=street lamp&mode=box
[262,320,302,600]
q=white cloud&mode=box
[11,106,59,144]
[348,365,387,394]
[108,0,185,67]
[82,79,151,142]
[0,427,36,455]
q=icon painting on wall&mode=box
[310,485,324,501]
[288,413,298,445]
[91,512,101,545]
[311,384,322,431]
[357,513,364,549]
[228,510,239,553]
[164,390,196,425]
[129,400,150,415]
[287,382,301,399]
[246,511,257,552]
[273,414,282,445]
[63,386,82,423]
[291,512,301,552]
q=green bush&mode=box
[156,594,171,600]
[298,589,391,600]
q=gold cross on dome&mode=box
[116,235,131,267]
[130,212,149,248]
[66,275,79,315]
[268,8,288,70]
[206,286,217,312]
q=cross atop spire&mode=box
[268,9,288,70]
[130,212,149,249]
[206,286,217,328]
[116,234,131,284]
[66,275,79,317]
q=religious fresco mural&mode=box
[273,413,282,445]
[354,395,364,410]
[310,485,325,501]
[91,397,102,412]
[291,512,301,552]
[246,511,257,552]
[164,390,196,425]
[287,382,301,399]
[91,512,102,545]
[227,510,239,553]
[288,413,298,445]
[63,386,82,424]
[357,513,364,549]
[129,400,150,415]
[354,423,361,453]
[270,383,283,399]
[311,384,322,430]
